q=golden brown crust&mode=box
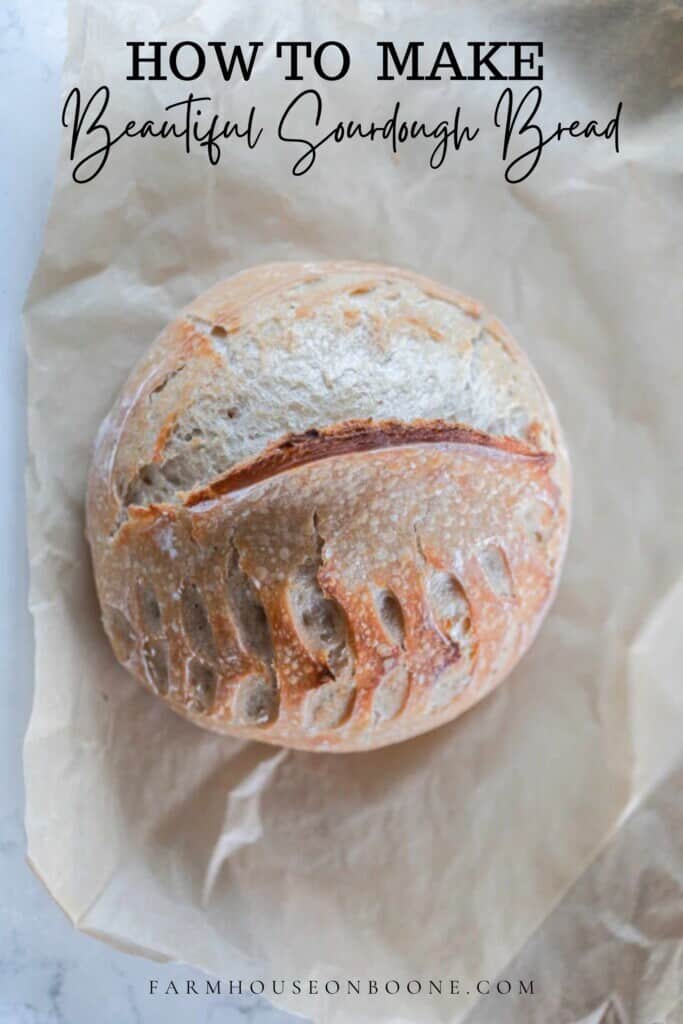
[86,261,571,752]
[184,417,553,506]
[93,439,564,751]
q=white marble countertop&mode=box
[0,2,296,1020]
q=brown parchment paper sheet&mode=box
[23,1,683,1021]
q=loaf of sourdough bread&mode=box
[86,261,570,751]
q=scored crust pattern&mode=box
[94,427,564,751]
[88,262,570,752]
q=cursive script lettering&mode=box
[62,86,262,183]
[277,88,478,176]
[495,86,621,183]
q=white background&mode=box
[0,2,295,1020]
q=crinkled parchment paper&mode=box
[23,1,683,1021]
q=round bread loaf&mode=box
[87,261,570,752]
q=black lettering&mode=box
[606,101,622,151]
[313,41,350,80]
[278,88,323,175]
[427,41,465,80]
[276,41,312,80]
[208,41,262,82]
[470,41,507,80]
[376,41,424,80]
[494,85,544,182]
[169,41,205,81]
[429,108,479,169]
[126,41,167,81]
[62,85,113,183]
[513,42,543,80]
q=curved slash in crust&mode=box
[182,418,554,507]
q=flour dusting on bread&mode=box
[86,261,570,752]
